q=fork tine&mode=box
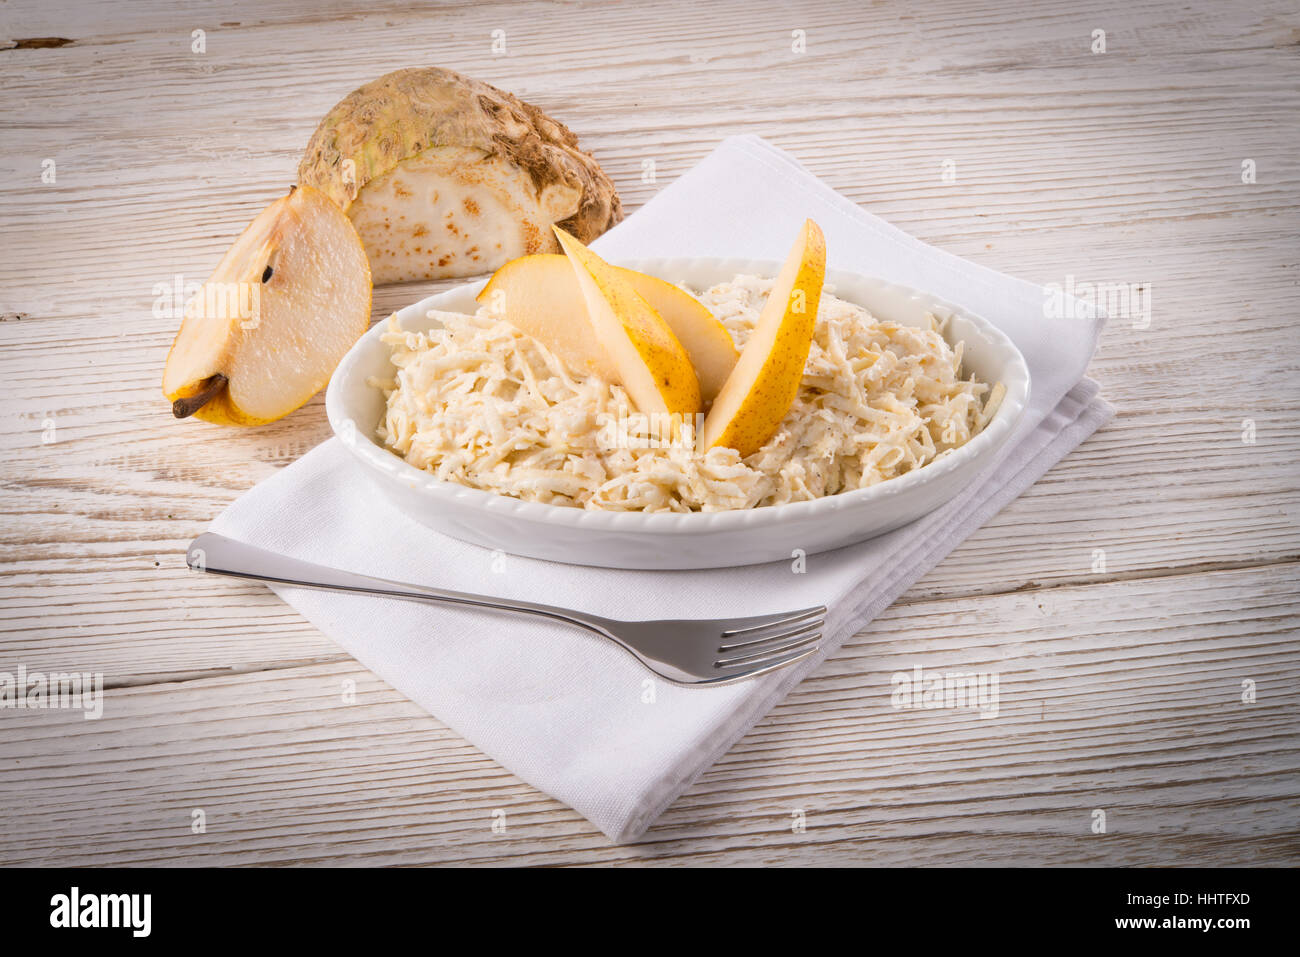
[720,605,826,638]
[712,645,820,681]
[718,617,824,651]
[716,631,821,667]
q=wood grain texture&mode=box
[1,564,1295,866]
[0,0,1297,865]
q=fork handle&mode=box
[186,532,614,637]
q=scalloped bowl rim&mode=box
[326,257,1031,536]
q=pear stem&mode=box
[172,373,228,418]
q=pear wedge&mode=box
[477,254,738,402]
[162,185,372,426]
[552,228,701,416]
[698,219,826,457]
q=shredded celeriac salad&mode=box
[375,276,1004,512]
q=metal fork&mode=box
[187,532,825,685]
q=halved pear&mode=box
[552,228,701,417]
[699,219,826,457]
[162,185,372,425]
[476,254,738,401]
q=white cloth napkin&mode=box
[211,135,1113,842]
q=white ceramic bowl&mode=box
[325,259,1030,569]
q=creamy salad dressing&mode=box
[375,276,1003,512]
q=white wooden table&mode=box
[2,0,1297,866]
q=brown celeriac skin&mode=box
[298,67,623,282]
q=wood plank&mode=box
[0,0,1296,863]
[0,563,1294,865]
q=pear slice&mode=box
[162,185,372,425]
[552,228,700,416]
[699,219,826,457]
[476,254,738,402]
